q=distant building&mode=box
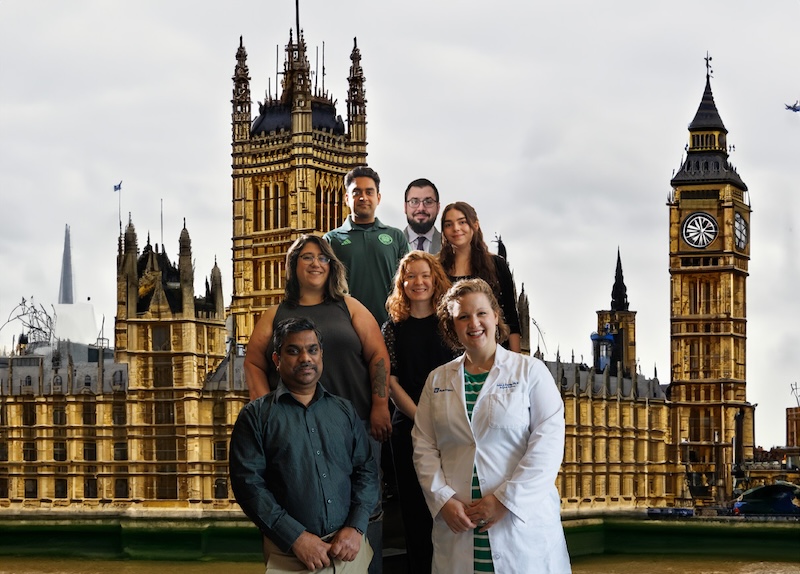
[0,221,247,508]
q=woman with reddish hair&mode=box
[382,251,454,573]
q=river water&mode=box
[2,556,799,574]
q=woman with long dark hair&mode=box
[439,201,521,352]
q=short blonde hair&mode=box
[437,278,510,349]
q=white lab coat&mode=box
[412,346,571,574]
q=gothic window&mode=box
[254,184,264,232]
[24,375,32,386]
[84,478,98,499]
[115,479,128,499]
[22,402,36,426]
[213,402,226,426]
[114,442,128,461]
[214,478,228,499]
[156,468,178,499]
[270,182,288,229]
[113,403,126,426]
[153,326,170,351]
[155,397,174,425]
[82,401,96,426]
[213,441,227,461]
[153,357,173,388]
[84,441,97,461]
[54,441,67,462]
[24,478,38,499]
[23,441,37,461]
[688,339,700,379]
[84,374,92,387]
[316,183,341,232]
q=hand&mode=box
[439,497,476,533]
[369,403,392,442]
[328,526,362,562]
[291,531,332,570]
[466,493,509,533]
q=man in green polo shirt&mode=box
[324,166,408,327]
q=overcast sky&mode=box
[1,1,799,448]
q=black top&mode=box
[448,254,521,335]
[382,314,456,425]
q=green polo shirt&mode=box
[324,217,409,325]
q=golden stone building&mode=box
[554,253,671,513]
[0,221,246,508]
[228,30,368,347]
[665,68,756,503]
[1,34,791,517]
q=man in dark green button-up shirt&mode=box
[230,318,379,572]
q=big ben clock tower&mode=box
[667,57,755,503]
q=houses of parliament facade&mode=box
[0,26,786,517]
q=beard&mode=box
[407,217,436,235]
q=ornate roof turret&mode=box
[179,220,191,256]
[670,55,747,191]
[249,28,345,137]
[688,74,726,132]
[610,248,629,311]
[231,36,252,143]
[346,37,367,141]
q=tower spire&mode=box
[58,224,74,304]
[610,248,629,311]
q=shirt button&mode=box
[322,473,327,478]
[316,450,321,455]
[310,428,316,433]
[327,499,332,504]
[480,479,486,484]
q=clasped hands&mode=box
[440,493,509,533]
[291,526,362,571]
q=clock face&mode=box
[734,212,748,249]
[682,212,718,249]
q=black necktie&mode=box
[416,236,426,251]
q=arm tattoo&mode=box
[372,358,387,398]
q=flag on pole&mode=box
[113,181,122,192]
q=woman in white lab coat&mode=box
[412,278,571,574]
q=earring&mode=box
[495,326,500,341]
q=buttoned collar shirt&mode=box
[229,381,378,552]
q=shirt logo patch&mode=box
[378,234,394,245]
[340,238,352,246]
[497,381,519,390]
[433,387,454,393]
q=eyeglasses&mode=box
[298,254,331,265]
[406,198,438,208]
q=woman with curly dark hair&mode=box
[439,201,521,352]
